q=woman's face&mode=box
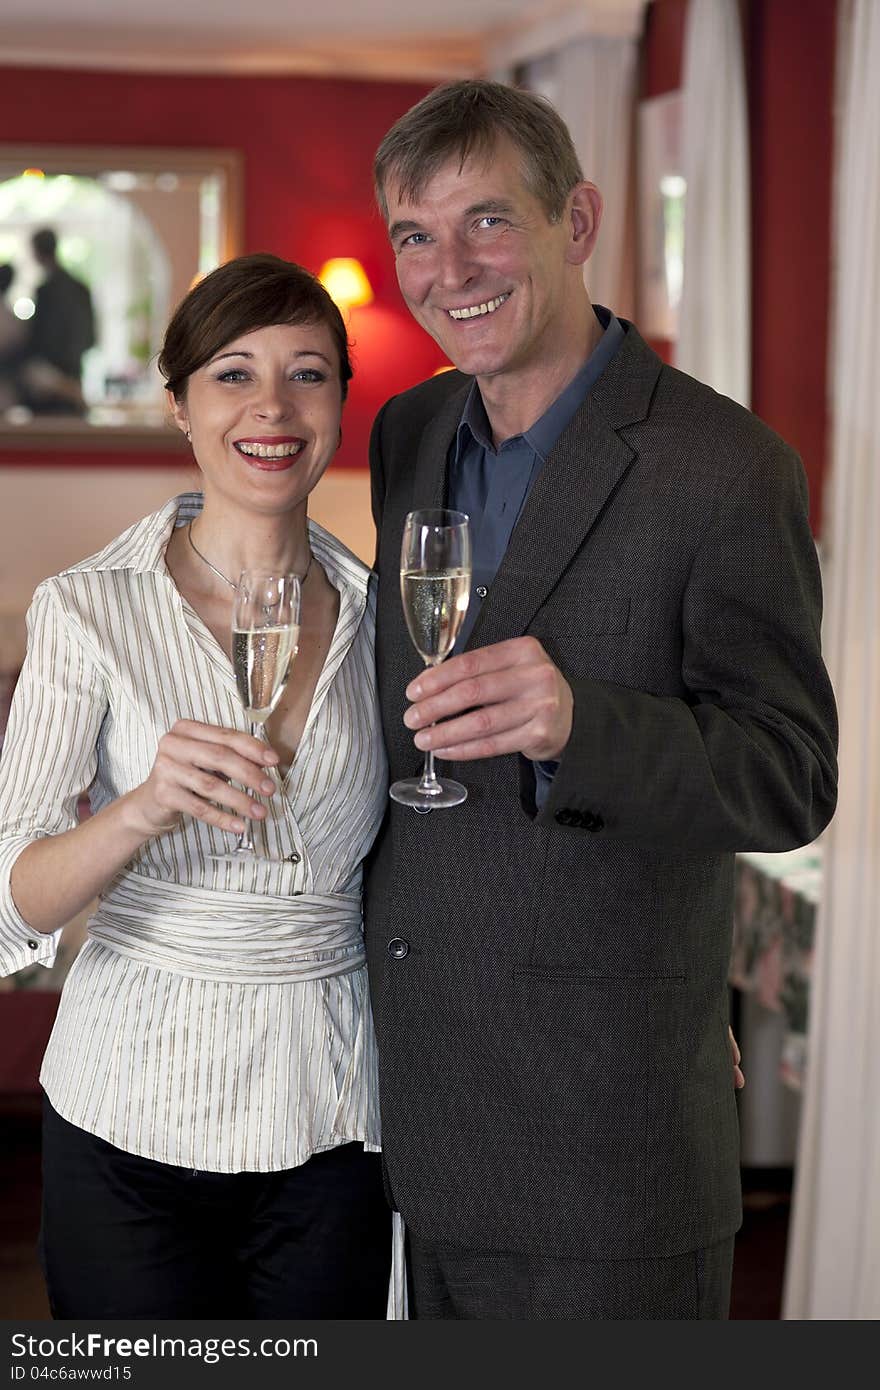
[169,320,343,517]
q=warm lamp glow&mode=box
[22,168,45,179]
[318,258,373,311]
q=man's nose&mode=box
[434,237,477,290]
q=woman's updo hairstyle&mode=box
[159,253,353,402]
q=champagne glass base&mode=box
[389,777,467,810]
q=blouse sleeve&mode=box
[0,580,108,975]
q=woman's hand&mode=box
[124,719,280,838]
[729,1026,745,1089]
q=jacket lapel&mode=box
[410,377,469,511]
[465,324,662,649]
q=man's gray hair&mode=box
[374,79,584,224]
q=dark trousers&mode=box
[40,1096,391,1319]
[408,1230,735,1320]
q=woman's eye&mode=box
[215,368,249,383]
[292,369,325,384]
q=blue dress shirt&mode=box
[447,305,625,804]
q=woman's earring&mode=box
[185,429,192,443]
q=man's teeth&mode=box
[447,293,510,320]
[236,441,303,459]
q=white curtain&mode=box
[494,8,642,320]
[783,0,880,1321]
[554,37,638,317]
[676,0,750,406]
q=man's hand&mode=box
[729,1026,745,1090]
[404,636,574,762]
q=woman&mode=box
[0,254,393,1318]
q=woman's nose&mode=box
[252,383,292,420]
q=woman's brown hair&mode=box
[159,253,353,401]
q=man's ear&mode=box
[566,181,603,267]
[167,388,190,441]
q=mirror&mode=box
[0,145,242,450]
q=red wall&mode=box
[0,65,447,470]
[747,0,836,535]
[639,0,835,533]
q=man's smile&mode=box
[445,292,512,320]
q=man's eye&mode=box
[400,232,430,248]
[477,216,504,229]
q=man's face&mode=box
[385,138,589,384]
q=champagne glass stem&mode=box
[417,745,442,797]
[232,721,258,854]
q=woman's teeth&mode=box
[235,441,303,459]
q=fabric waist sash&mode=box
[86,873,365,984]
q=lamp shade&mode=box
[318,257,374,311]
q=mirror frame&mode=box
[0,144,243,453]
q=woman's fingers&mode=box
[182,767,269,820]
[173,789,248,835]
[138,721,281,836]
[159,729,278,795]
[170,719,278,767]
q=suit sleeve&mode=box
[536,444,838,851]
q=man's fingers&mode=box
[405,637,543,701]
[404,668,529,728]
[416,699,536,758]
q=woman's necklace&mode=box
[187,521,313,589]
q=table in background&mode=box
[731,841,823,1093]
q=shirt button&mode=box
[26,940,39,950]
[286,852,301,863]
[475,585,488,599]
[387,937,409,960]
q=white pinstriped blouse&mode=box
[0,494,388,1174]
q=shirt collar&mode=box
[61,492,372,598]
[454,305,624,463]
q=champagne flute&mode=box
[209,569,301,861]
[390,508,471,811]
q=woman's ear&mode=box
[166,388,191,442]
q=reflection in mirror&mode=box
[0,146,241,448]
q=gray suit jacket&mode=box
[364,321,838,1259]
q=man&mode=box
[364,80,837,1319]
[24,227,95,414]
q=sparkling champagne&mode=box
[232,624,300,723]
[401,568,470,666]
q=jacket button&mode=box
[555,808,574,825]
[588,813,604,832]
[387,937,409,959]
